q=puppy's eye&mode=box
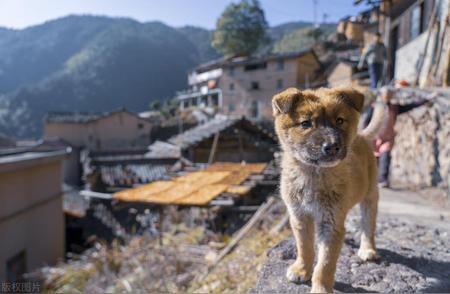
[299,120,312,129]
[336,117,344,125]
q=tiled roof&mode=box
[100,164,170,187]
[168,117,238,149]
[46,108,149,124]
[46,112,103,123]
[195,49,317,72]
[146,117,276,159]
[165,116,276,150]
[84,149,180,188]
[172,117,276,149]
[146,141,181,159]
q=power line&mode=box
[313,0,319,27]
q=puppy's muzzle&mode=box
[321,142,341,157]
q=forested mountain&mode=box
[0,15,334,138]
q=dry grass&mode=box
[189,227,290,293]
[35,200,288,293]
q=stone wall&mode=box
[391,94,450,188]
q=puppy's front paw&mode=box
[286,262,312,284]
[310,283,332,293]
[358,247,379,261]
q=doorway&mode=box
[388,25,399,81]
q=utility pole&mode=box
[323,13,329,25]
[313,0,319,28]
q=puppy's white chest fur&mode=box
[282,163,347,219]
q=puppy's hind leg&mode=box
[286,214,315,284]
[358,187,379,261]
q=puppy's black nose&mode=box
[321,142,340,156]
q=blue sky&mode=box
[0,0,370,29]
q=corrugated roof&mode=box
[113,162,267,205]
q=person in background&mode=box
[358,32,387,88]
[362,80,434,187]
[374,87,397,188]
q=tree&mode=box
[149,100,161,111]
[212,0,269,57]
[306,27,324,42]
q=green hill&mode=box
[0,16,209,138]
[0,15,334,138]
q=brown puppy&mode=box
[272,87,386,293]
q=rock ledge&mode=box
[252,215,450,293]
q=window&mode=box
[250,101,259,118]
[251,81,260,90]
[137,123,144,129]
[277,60,284,70]
[411,2,425,39]
[7,250,26,282]
[244,62,267,71]
[228,103,236,112]
[276,79,284,89]
[229,83,235,91]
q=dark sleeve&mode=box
[398,100,428,114]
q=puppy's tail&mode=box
[359,101,388,139]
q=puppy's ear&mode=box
[335,88,365,113]
[272,88,302,116]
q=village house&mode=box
[326,58,369,87]
[336,6,380,45]
[378,0,449,84]
[331,0,449,87]
[176,50,323,120]
[65,117,279,247]
[44,109,153,151]
[147,116,277,163]
[0,148,68,281]
[44,109,155,186]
